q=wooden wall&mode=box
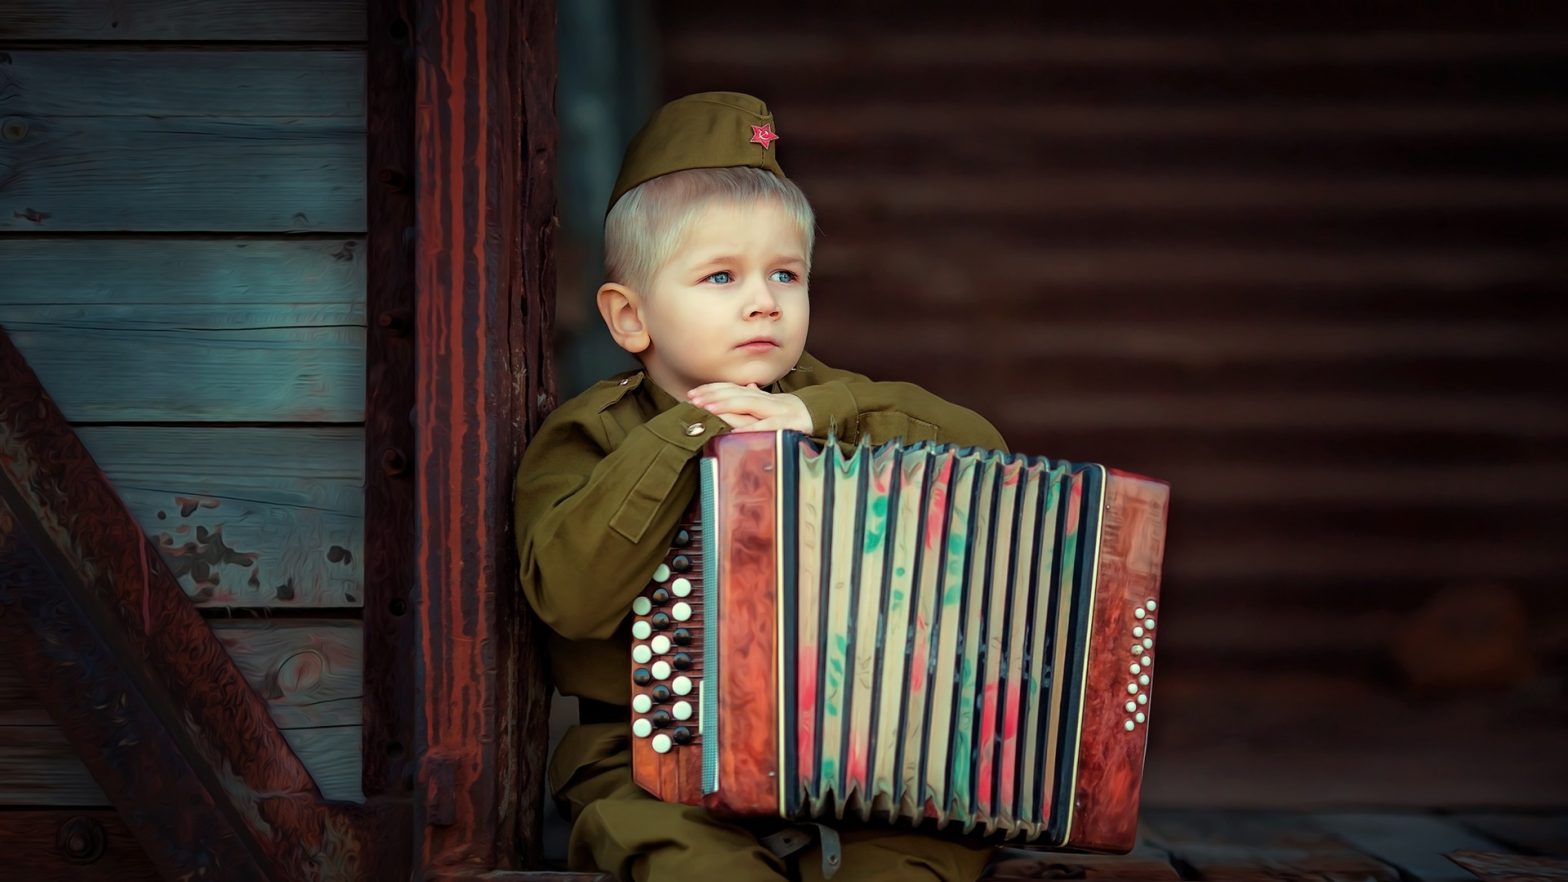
[647,1,1568,806]
[0,0,368,810]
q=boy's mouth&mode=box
[736,337,779,352]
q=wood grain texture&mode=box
[705,433,782,817]
[0,810,160,881]
[0,0,365,41]
[0,116,364,232]
[411,0,555,872]
[71,427,365,608]
[0,328,374,878]
[0,50,362,117]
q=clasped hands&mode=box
[687,382,812,433]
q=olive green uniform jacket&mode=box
[513,351,1006,796]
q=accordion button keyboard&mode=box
[671,601,692,622]
[670,577,692,598]
[652,563,671,582]
[632,644,652,664]
[633,719,653,738]
[652,733,673,754]
[651,660,672,680]
[671,675,693,695]
[633,694,653,714]
[651,635,672,654]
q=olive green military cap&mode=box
[607,91,786,214]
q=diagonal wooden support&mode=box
[0,327,383,881]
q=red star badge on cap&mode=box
[749,123,779,150]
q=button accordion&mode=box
[627,431,1170,852]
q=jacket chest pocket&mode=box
[859,411,939,446]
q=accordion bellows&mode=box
[628,431,1170,852]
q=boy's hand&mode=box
[688,383,813,433]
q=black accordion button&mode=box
[651,588,670,604]
[673,628,693,646]
[671,554,692,572]
[651,612,672,630]
[673,652,693,671]
[651,709,672,728]
[673,529,691,547]
[651,684,672,703]
[633,668,652,686]
[673,726,693,745]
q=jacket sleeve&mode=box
[790,369,1008,453]
[514,400,731,641]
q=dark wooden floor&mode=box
[984,809,1568,881]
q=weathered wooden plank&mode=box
[0,809,160,881]
[279,726,364,803]
[4,312,364,423]
[0,725,106,804]
[987,831,1180,879]
[212,621,362,728]
[0,238,366,306]
[1142,809,1400,881]
[1313,813,1505,882]
[0,0,365,41]
[0,116,365,232]
[0,50,362,117]
[74,427,364,607]
[1453,812,1568,856]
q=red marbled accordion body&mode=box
[628,433,1170,853]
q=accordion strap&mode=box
[759,823,841,880]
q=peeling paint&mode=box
[327,545,354,565]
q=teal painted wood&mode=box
[3,315,364,422]
[0,116,365,231]
[0,238,366,304]
[1,50,363,117]
[0,0,365,41]
[75,426,364,608]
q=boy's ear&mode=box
[596,282,650,354]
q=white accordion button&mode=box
[652,564,671,583]
[1145,619,1156,630]
[672,675,693,696]
[1139,674,1150,686]
[652,733,673,753]
[1124,720,1136,731]
[671,577,692,598]
[1136,712,1146,724]
[1143,637,1154,649]
[632,645,652,664]
[1134,608,1146,619]
[1142,655,1152,666]
[1125,700,1136,713]
[673,701,693,721]
[632,621,652,640]
[651,635,672,654]
[632,719,653,738]
[1133,626,1145,638]
[632,596,652,616]
[1138,693,1148,705]
[1146,599,1157,611]
[1126,683,1139,694]
[651,660,671,680]
[671,601,692,622]
[632,694,652,713]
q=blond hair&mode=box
[604,167,816,293]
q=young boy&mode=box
[514,92,1005,882]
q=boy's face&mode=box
[633,198,810,395]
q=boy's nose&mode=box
[745,281,781,319]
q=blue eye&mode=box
[770,270,798,283]
[706,271,733,284]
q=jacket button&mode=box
[619,378,629,385]
[685,423,705,436]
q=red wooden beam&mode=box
[412,0,557,875]
[0,329,384,881]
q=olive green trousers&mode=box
[551,724,995,882]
